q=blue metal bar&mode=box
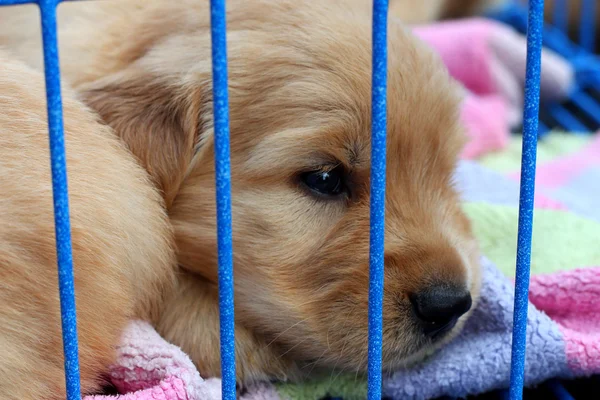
[548,104,590,132]
[553,0,568,33]
[508,0,544,399]
[579,0,597,51]
[209,1,236,399]
[367,0,388,399]
[0,0,36,5]
[537,120,551,137]
[39,0,81,399]
[0,0,86,5]
[570,90,600,125]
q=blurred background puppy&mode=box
[0,50,175,400]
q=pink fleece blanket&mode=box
[83,321,221,400]
[413,18,574,159]
[83,321,278,400]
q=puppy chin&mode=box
[384,313,472,372]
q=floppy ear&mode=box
[78,67,210,208]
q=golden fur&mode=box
[0,0,482,392]
[0,51,175,399]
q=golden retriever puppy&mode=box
[0,51,175,400]
[0,0,482,385]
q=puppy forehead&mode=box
[241,67,460,178]
[245,119,371,174]
[197,2,464,178]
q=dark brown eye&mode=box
[301,167,346,197]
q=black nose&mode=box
[409,285,472,339]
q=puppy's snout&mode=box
[409,284,472,339]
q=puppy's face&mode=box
[79,0,481,375]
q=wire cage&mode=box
[0,0,595,399]
[487,0,600,138]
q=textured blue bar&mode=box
[367,0,388,399]
[0,0,36,5]
[537,121,550,137]
[39,0,82,399]
[580,0,596,51]
[209,1,236,399]
[508,0,544,399]
[553,0,568,33]
[0,0,86,3]
[571,91,600,125]
[548,104,589,132]
[0,0,88,4]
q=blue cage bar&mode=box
[209,0,237,398]
[508,0,544,399]
[367,0,389,399]
[0,0,82,399]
